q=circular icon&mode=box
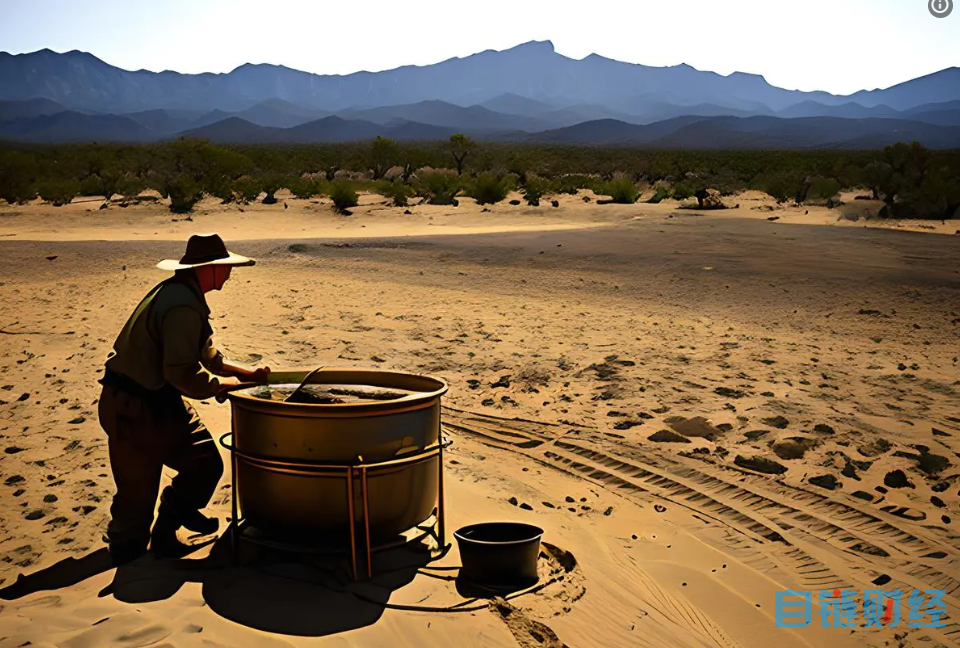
[929,0,953,18]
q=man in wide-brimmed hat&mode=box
[98,233,269,564]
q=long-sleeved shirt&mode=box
[105,272,228,400]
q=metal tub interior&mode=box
[228,368,448,543]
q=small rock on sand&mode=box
[665,416,721,440]
[734,455,788,475]
[857,438,892,458]
[761,415,790,429]
[647,430,690,443]
[770,437,819,460]
[809,474,840,490]
[714,387,746,398]
[916,449,951,476]
[884,469,914,489]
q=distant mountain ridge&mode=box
[2,43,957,115]
[1,43,959,148]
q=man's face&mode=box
[213,265,232,290]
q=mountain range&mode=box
[1,42,959,148]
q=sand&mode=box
[1,190,959,648]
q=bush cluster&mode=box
[1,139,958,219]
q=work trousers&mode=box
[97,382,223,552]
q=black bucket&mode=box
[454,522,543,590]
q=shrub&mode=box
[752,173,802,204]
[415,171,460,205]
[261,174,285,204]
[809,177,842,201]
[672,182,696,201]
[602,179,639,204]
[381,180,414,207]
[37,178,80,207]
[207,177,236,203]
[467,173,510,205]
[330,181,359,213]
[522,176,549,206]
[117,176,145,200]
[552,174,595,194]
[79,174,104,197]
[286,176,320,199]
[646,186,671,204]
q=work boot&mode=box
[109,542,148,566]
[158,491,219,536]
[149,531,194,559]
[150,503,194,559]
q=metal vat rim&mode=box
[227,367,448,414]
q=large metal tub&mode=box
[227,368,448,543]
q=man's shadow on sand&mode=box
[0,533,437,637]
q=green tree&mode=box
[161,174,203,213]
[449,133,474,176]
[369,136,400,180]
[0,151,38,204]
[117,175,145,201]
[863,160,892,200]
[233,176,263,204]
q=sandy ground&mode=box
[0,190,959,648]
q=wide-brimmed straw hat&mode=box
[156,233,256,270]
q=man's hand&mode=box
[215,377,255,403]
[229,365,271,383]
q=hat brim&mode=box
[156,251,256,271]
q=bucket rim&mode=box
[454,521,545,546]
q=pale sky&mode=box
[1,0,957,95]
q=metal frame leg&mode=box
[362,466,372,578]
[437,416,446,549]
[347,466,358,581]
[230,447,238,561]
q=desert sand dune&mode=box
[1,194,958,647]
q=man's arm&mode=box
[162,307,228,400]
[200,329,271,383]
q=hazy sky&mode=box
[1,0,957,95]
